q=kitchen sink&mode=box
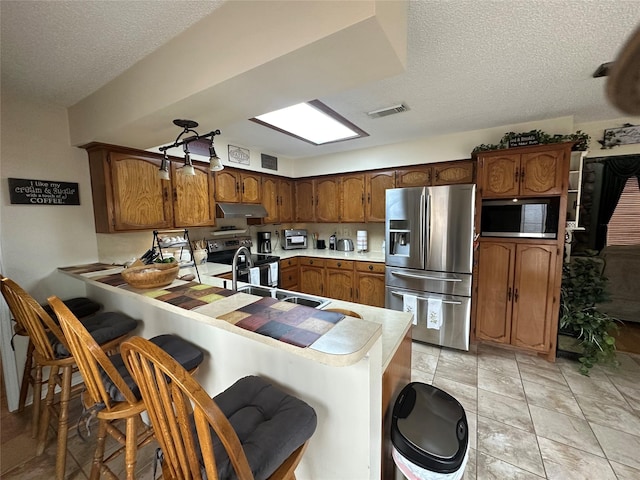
[236,285,274,297]
[236,285,330,309]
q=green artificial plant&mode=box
[472,129,591,154]
[559,255,619,375]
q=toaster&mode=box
[336,238,354,251]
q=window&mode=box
[607,177,640,245]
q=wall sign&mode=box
[261,153,278,171]
[508,133,540,148]
[8,178,80,205]
[228,145,250,165]
[599,123,640,149]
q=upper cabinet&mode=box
[84,143,216,233]
[215,170,261,204]
[316,176,341,222]
[171,161,216,227]
[395,165,432,188]
[432,160,475,186]
[341,174,366,223]
[477,144,570,198]
[261,175,295,224]
[295,178,316,222]
[366,170,395,222]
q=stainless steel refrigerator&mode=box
[385,184,475,350]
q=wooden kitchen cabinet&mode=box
[478,144,569,198]
[325,260,354,302]
[215,169,261,203]
[85,143,217,232]
[295,179,315,222]
[316,176,341,222]
[354,261,386,307]
[277,178,295,223]
[261,175,278,224]
[341,174,366,223]
[171,160,216,227]
[475,240,558,353]
[299,257,325,296]
[432,160,475,186]
[366,170,395,222]
[279,257,299,291]
[395,165,432,187]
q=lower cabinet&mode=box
[299,258,325,297]
[279,258,299,291]
[475,241,558,353]
[325,260,354,302]
[295,257,385,307]
[354,262,386,308]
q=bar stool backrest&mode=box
[121,336,255,480]
[49,296,138,410]
[0,276,67,362]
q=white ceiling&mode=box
[2,0,639,160]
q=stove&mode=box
[206,235,280,286]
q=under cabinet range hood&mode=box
[216,202,268,218]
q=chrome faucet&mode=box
[232,246,253,291]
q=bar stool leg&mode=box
[54,365,72,480]
[36,365,57,456]
[125,415,138,480]
[31,363,43,438]
[18,340,34,412]
[90,420,108,480]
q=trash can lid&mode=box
[391,382,468,473]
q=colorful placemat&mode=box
[59,263,118,274]
[92,272,128,287]
[125,282,238,310]
[218,297,344,348]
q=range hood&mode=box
[216,202,267,218]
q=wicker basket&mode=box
[121,263,179,289]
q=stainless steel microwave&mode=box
[481,198,560,239]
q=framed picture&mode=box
[599,123,640,149]
[228,145,250,165]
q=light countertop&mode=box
[60,262,410,369]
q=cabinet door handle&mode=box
[309,260,313,265]
[361,194,364,205]
[173,189,178,202]
[368,265,374,270]
[507,287,512,301]
[368,193,371,204]
[337,262,341,267]
[236,182,240,193]
[163,188,169,202]
[514,288,519,302]
[435,170,440,181]
[514,168,519,183]
[242,183,245,194]
[350,287,353,297]
[356,288,359,299]
[520,168,525,181]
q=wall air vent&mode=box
[366,103,409,119]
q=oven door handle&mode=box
[390,271,462,282]
[391,291,462,305]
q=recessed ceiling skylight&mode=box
[250,100,368,145]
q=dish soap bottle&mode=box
[329,233,336,250]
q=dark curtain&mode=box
[596,156,640,250]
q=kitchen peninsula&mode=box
[58,262,412,479]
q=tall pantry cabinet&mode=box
[473,142,572,361]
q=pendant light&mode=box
[158,119,222,180]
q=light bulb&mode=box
[158,168,170,180]
[209,155,224,171]
[183,164,195,176]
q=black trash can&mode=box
[391,382,469,480]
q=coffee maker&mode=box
[257,231,272,253]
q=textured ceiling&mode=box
[2,0,639,160]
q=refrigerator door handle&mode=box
[390,271,463,282]
[391,290,463,305]
[419,191,426,268]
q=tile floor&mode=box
[2,342,640,479]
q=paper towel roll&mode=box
[356,230,368,252]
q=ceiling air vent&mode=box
[366,103,409,119]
